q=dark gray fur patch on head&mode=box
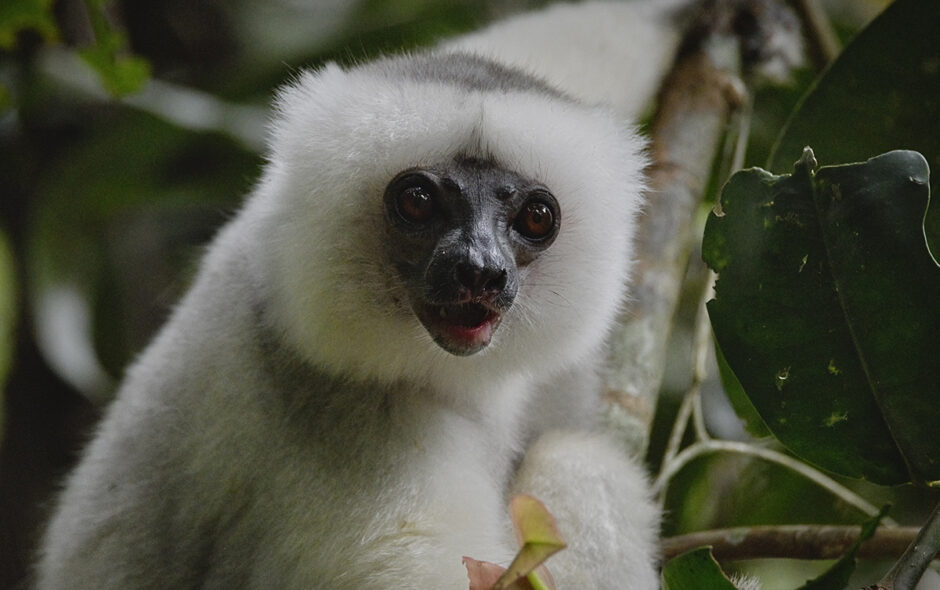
[365,51,574,102]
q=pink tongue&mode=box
[442,319,492,346]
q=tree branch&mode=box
[876,500,940,590]
[603,18,745,454]
[663,524,921,561]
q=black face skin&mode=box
[383,157,561,356]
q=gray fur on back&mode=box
[367,51,571,100]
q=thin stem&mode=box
[660,389,697,480]
[657,285,714,504]
[878,499,940,590]
[653,440,713,496]
[526,570,551,590]
[690,388,709,443]
[690,282,715,442]
[692,278,715,386]
[653,439,896,525]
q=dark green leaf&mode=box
[714,338,771,439]
[661,548,739,590]
[769,0,940,261]
[704,149,940,485]
[796,505,889,590]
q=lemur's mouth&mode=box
[417,301,502,356]
[437,302,493,327]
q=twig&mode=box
[690,286,714,443]
[660,385,699,478]
[663,524,921,561]
[657,283,714,497]
[877,500,940,590]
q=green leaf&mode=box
[78,31,150,97]
[661,548,739,590]
[704,148,940,486]
[768,0,940,261]
[797,505,889,590]
[0,0,58,48]
[79,45,150,97]
[493,494,566,590]
[714,338,771,439]
[78,0,150,97]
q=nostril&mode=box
[454,263,479,292]
[484,269,507,294]
[454,263,506,299]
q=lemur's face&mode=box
[383,157,559,356]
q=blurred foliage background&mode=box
[0,1,935,589]
[3,1,546,586]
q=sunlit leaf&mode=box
[704,149,939,485]
[491,494,565,590]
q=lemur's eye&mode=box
[387,171,440,226]
[396,185,435,224]
[514,194,559,242]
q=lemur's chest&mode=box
[234,411,516,588]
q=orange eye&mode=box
[396,186,435,224]
[514,200,557,241]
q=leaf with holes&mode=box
[704,148,939,486]
[768,0,939,261]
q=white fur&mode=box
[257,62,645,392]
[35,2,686,589]
[443,0,687,119]
[511,431,660,588]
